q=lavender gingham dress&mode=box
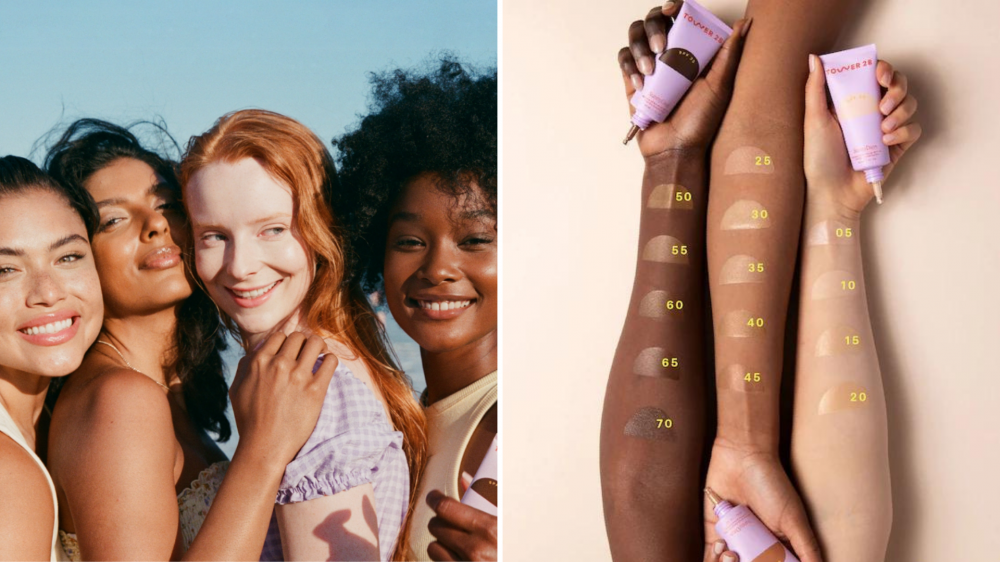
[259,361,409,561]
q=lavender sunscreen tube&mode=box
[706,488,800,562]
[820,44,890,203]
[460,435,498,515]
[624,0,732,144]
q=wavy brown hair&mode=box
[179,109,426,560]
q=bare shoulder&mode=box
[50,365,175,472]
[0,435,54,560]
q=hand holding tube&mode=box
[804,55,921,213]
[617,2,750,157]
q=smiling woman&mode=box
[333,57,498,562]
[0,155,103,561]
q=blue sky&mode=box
[1,1,496,453]
[0,1,497,157]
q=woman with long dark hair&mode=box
[44,119,336,560]
[0,155,104,561]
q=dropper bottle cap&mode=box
[864,167,885,204]
[623,125,640,145]
[704,487,734,517]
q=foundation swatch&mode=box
[647,183,694,210]
[720,254,765,285]
[642,235,689,264]
[818,383,871,415]
[632,347,681,380]
[806,220,856,246]
[721,309,766,338]
[723,146,774,175]
[623,406,675,441]
[638,290,675,319]
[720,200,772,230]
[719,364,765,393]
[811,270,859,300]
[816,325,863,357]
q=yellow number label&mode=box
[751,209,768,220]
[850,391,868,402]
[656,418,674,428]
[746,317,764,328]
[665,300,684,310]
[744,372,761,383]
[754,156,772,166]
[844,335,860,346]
[748,262,764,273]
[671,245,688,256]
[661,357,679,368]
[675,191,692,202]
[841,280,857,290]
[835,227,854,238]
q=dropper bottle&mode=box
[705,488,800,562]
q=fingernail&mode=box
[663,1,676,11]
[722,555,737,562]
[883,133,896,143]
[880,99,894,114]
[638,57,654,75]
[882,117,896,132]
[741,17,752,38]
[631,73,643,91]
[808,54,815,73]
[650,36,665,53]
[714,541,726,555]
[882,69,892,85]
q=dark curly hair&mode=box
[43,119,232,441]
[332,55,497,293]
[0,155,99,238]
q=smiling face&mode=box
[383,174,497,354]
[0,190,103,378]
[85,158,193,318]
[184,157,313,338]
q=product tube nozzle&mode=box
[705,487,721,506]
[623,125,640,145]
[872,180,883,204]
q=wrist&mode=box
[231,439,291,476]
[715,423,779,455]
[805,185,863,222]
[643,147,706,170]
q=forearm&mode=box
[790,200,891,561]
[183,445,286,561]
[707,0,857,452]
[600,150,708,561]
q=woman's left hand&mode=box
[804,55,921,213]
[426,490,498,561]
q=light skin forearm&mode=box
[790,198,891,561]
[600,149,708,561]
[276,484,380,561]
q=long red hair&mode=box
[180,109,426,560]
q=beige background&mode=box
[503,0,1000,559]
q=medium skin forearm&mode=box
[707,0,858,452]
[600,150,707,561]
[790,200,891,561]
[182,445,287,560]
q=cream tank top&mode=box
[0,402,66,561]
[407,371,497,560]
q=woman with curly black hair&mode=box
[334,56,498,561]
[43,119,336,560]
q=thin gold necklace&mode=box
[96,340,171,392]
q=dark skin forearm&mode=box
[601,149,708,562]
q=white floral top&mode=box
[59,461,229,560]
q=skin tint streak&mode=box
[632,347,682,380]
[647,184,695,210]
[722,146,775,175]
[641,235,689,264]
[720,254,766,285]
[720,199,771,230]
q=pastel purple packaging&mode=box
[460,435,498,515]
[820,44,890,203]
[707,489,800,562]
[625,0,732,143]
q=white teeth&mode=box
[232,281,278,299]
[418,300,472,311]
[22,318,73,336]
